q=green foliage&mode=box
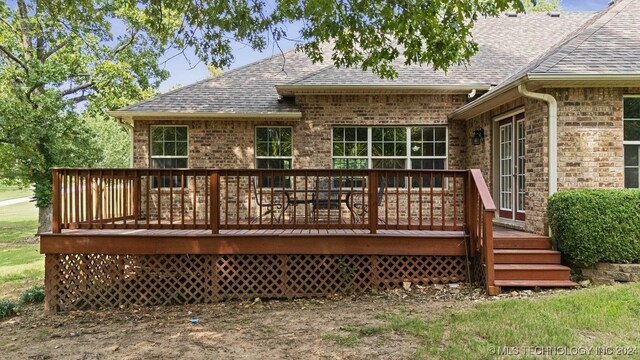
[20,285,44,304]
[0,1,168,210]
[0,0,525,214]
[548,189,640,267]
[0,299,16,319]
[522,0,560,12]
[84,114,130,168]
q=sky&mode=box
[158,0,612,92]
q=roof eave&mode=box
[108,111,303,121]
[276,84,492,96]
[449,73,640,120]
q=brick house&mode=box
[113,1,640,236]
[41,0,640,311]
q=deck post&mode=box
[464,172,474,254]
[52,169,61,233]
[368,171,378,234]
[210,170,220,234]
[483,211,499,295]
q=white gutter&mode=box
[108,111,303,120]
[517,84,557,196]
[276,83,492,96]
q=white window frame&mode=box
[331,126,448,170]
[149,125,189,168]
[331,126,448,189]
[254,126,293,169]
[623,95,640,188]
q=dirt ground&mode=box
[0,285,551,360]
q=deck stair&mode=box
[493,230,577,288]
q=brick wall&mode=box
[133,94,468,169]
[131,93,468,223]
[466,87,639,235]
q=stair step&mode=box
[494,249,561,264]
[495,280,578,288]
[494,238,552,250]
[494,264,571,281]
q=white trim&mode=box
[254,126,294,168]
[492,107,525,122]
[149,125,189,167]
[330,126,448,171]
[110,111,302,120]
[276,84,492,96]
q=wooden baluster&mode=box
[181,171,186,227]
[224,172,229,227]
[86,170,93,229]
[193,172,197,227]
[52,170,61,233]
[418,172,423,230]
[368,171,378,234]
[74,170,80,227]
[157,172,161,226]
[236,172,241,228]
[407,171,411,229]
[453,173,457,228]
[210,171,220,234]
[204,172,209,228]
[441,171,445,229]
[169,170,174,226]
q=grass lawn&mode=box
[0,187,32,201]
[324,283,640,359]
[0,200,42,299]
[0,201,38,244]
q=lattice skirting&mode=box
[45,254,467,313]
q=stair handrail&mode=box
[466,169,499,295]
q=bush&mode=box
[0,299,17,319]
[548,189,640,267]
[20,285,45,304]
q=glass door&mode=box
[498,113,526,221]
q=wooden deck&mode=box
[40,227,469,256]
[44,168,508,312]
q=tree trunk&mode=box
[38,205,52,234]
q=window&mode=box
[624,97,640,188]
[255,127,292,187]
[332,126,447,187]
[150,126,188,187]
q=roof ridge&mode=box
[532,0,631,73]
[119,47,300,111]
[285,64,337,85]
[487,10,600,88]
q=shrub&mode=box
[548,189,640,267]
[20,285,45,304]
[0,299,17,319]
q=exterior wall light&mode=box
[472,128,485,145]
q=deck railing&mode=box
[51,168,485,234]
[466,169,498,295]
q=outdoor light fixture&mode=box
[472,128,485,145]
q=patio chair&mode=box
[311,176,343,223]
[352,176,386,224]
[250,177,285,223]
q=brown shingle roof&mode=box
[118,11,597,115]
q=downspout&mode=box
[518,84,557,241]
[517,84,557,196]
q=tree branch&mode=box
[16,0,32,60]
[42,38,72,60]
[0,45,29,73]
[67,94,90,103]
[113,28,139,56]
[60,82,94,96]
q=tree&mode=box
[523,0,560,12]
[0,1,168,232]
[1,0,524,233]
